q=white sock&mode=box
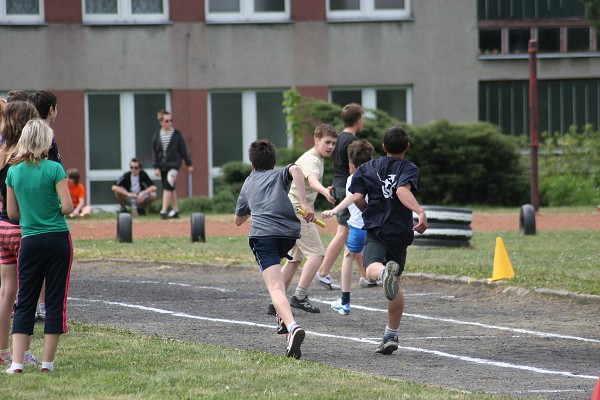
[9,362,23,371]
[41,361,54,371]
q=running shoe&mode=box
[375,335,399,355]
[330,299,350,315]
[290,295,320,313]
[286,326,305,359]
[24,353,41,367]
[359,277,377,288]
[382,261,400,300]
[316,273,341,290]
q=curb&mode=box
[404,272,600,305]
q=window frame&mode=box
[329,86,413,125]
[82,0,169,25]
[326,0,411,22]
[0,0,44,24]
[85,91,170,207]
[207,89,291,196]
[205,0,290,24]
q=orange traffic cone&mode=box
[591,375,600,400]
[487,237,516,282]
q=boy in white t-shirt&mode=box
[321,139,374,314]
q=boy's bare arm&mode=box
[307,175,335,205]
[353,192,367,211]
[322,192,355,218]
[234,214,250,226]
[396,184,427,233]
[290,165,315,222]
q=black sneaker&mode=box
[168,210,180,219]
[267,304,276,315]
[119,206,128,214]
[276,314,288,335]
[35,312,45,324]
[137,207,146,216]
[375,335,399,355]
[286,326,305,359]
[382,261,400,301]
[290,295,320,313]
[160,212,168,220]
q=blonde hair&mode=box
[12,119,53,165]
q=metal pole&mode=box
[528,39,539,211]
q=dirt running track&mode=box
[68,212,600,239]
[64,211,600,399]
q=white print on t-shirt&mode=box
[377,171,397,199]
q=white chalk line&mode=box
[311,298,600,344]
[68,297,598,381]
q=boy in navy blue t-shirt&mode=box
[349,126,427,355]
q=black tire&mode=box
[191,212,205,242]
[412,237,471,248]
[520,204,536,235]
[117,212,132,243]
[413,206,473,247]
[417,205,473,225]
[417,222,472,241]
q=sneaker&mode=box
[5,367,22,374]
[168,210,180,219]
[359,277,377,288]
[290,295,320,313]
[316,273,341,290]
[40,367,51,372]
[160,212,168,220]
[375,335,399,355]
[330,299,350,315]
[35,312,45,323]
[276,314,288,335]
[118,206,128,214]
[24,353,41,367]
[137,207,146,216]
[0,353,12,366]
[286,326,305,359]
[267,303,276,316]
[382,261,400,301]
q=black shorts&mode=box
[249,237,296,272]
[363,230,407,275]
[159,169,176,191]
[332,185,350,226]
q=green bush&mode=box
[539,125,600,206]
[409,120,529,205]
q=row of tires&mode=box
[117,212,206,243]
[413,204,536,248]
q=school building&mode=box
[1,0,598,206]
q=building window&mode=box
[205,0,290,23]
[479,79,600,136]
[327,0,410,21]
[83,0,168,24]
[86,92,168,205]
[330,87,412,124]
[0,0,43,24]
[209,90,288,192]
[477,0,596,57]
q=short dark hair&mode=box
[130,157,143,167]
[341,103,363,127]
[7,90,29,103]
[383,125,410,154]
[29,90,57,119]
[249,140,276,170]
[347,139,374,169]
[67,168,81,184]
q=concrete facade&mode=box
[1,0,598,204]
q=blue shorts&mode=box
[249,237,296,272]
[346,225,366,254]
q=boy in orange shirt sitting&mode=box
[66,168,92,218]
